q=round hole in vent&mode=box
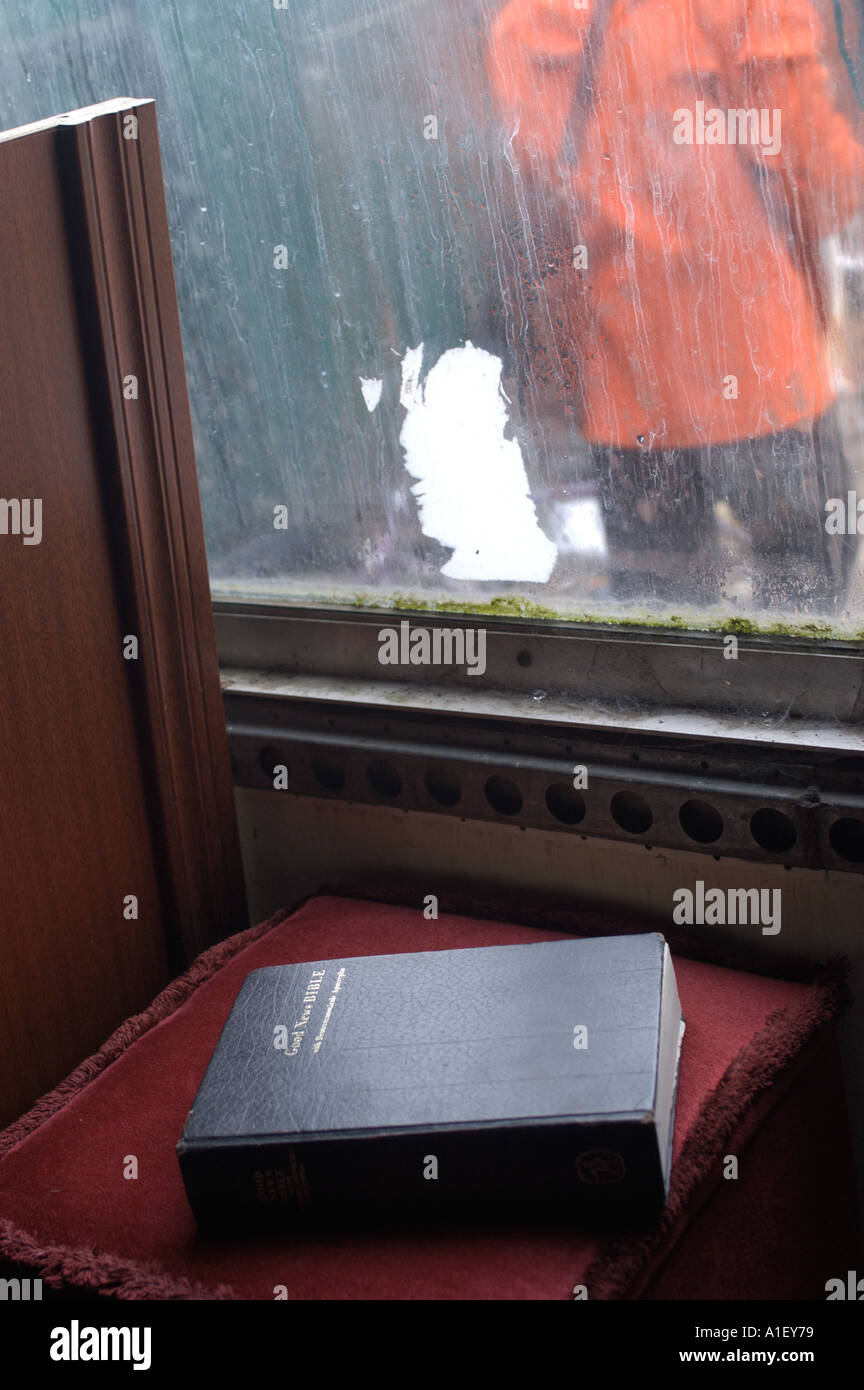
[259,746,286,779]
[367,759,402,798]
[311,754,345,791]
[484,775,522,816]
[750,807,796,853]
[679,799,723,845]
[610,790,653,834]
[829,817,864,863]
[545,783,586,825]
[425,768,461,807]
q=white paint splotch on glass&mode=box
[4,0,864,624]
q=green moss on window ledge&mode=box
[340,591,860,642]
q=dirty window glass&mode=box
[3,1,864,630]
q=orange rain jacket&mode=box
[487,0,864,450]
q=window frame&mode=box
[216,598,864,876]
[215,599,864,729]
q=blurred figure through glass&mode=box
[487,0,864,613]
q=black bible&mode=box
[178,934,684,1230]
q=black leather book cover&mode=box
[178,934,684,1231]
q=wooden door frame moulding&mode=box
[6,98,247,960]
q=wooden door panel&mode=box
[0,100,247,1128]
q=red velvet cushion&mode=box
[0,896,855,1300]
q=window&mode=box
[4,0,864,632]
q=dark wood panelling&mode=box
[0,100,247,1128]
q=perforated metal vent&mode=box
[225,691,864,874]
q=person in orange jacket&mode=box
[487,0,864,610]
